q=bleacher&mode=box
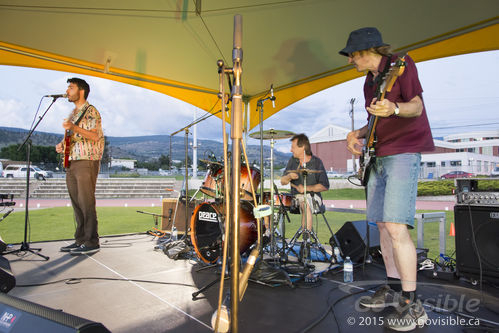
[0,178,179,199]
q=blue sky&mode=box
[1,50,498,153]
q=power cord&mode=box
[16,276,196,289]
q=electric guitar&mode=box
[60,104,91,169]
[62,128,72,168]
[357,55,406,186]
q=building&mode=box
[422,130,499,178]
[310,125,499,178]
[309,125,352,173]
[110,158,136,170]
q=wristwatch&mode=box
[394,102,400,115]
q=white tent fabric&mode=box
[0,1,498,128]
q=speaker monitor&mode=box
[0,256,15,293]
[454,205,499,283]
[0,293,109,332]
[335,220,380,263]
[161,198,198,232]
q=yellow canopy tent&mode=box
[0,1,498,129]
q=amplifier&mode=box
[455,178,499,206]
[457,192,499,205]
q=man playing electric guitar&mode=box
[341,28,434,331]
[55,78,104,255]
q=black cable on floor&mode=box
[16,276,196,288]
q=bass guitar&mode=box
[357,55,406,186]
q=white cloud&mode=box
[1,50,498,147]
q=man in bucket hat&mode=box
[341,27,434,331]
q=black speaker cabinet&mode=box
[0,293,109,332]
[0,256,15,293]
[335,220,380,263]
[454,205,499,283]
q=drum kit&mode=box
[189,129,338,266]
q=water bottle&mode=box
[343,256,353,283]
[171,226,178,241]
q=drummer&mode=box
[280,134,329,231]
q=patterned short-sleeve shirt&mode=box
[68,101,104,161]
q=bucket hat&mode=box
[339,27,388,56]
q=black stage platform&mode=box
[1,234,498,332]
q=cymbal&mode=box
[199,159,222,166]
[249,129,294,140]
[285,169,322,174]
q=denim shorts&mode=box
[366,153,421,228]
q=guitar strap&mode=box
[72,103,92,128]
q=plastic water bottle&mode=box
[171,226,178,241]
[343,256,353,283]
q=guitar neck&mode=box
[365,115,378,149]
[365,55,406,150]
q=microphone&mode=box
[270,84,276,108]
[44,93,67,99]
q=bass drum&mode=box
[190,200,258,263]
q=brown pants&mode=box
[66,160,100,247]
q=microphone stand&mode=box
[4,98,59,260]
[256,86,276,207]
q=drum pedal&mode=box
[253,205,272,218]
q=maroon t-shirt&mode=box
[363,54,435,156]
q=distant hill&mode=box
[0,126,291,166]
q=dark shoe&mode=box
[359,284,400,309]
[70,244,100,255]
[60,242,80,252]
[385,299,428,331]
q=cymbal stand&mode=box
[268,131,278,257]
[170,107,223,241]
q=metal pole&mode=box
[184,129,189,237]
[193,108,198,179]
[350,98,356,172]
[230,14,243,333]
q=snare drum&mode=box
[262,192,294,209]
[190,200,258,263]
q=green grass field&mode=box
[1,203,455,261]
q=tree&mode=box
[158,154,170,169]
[0,144,58,164]
[101,136,111,168]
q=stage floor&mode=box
[3,234,498,332]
